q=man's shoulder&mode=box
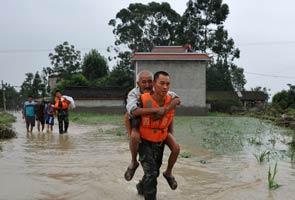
[128,87,141,97]
[129,87,140,94]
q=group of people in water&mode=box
[22,90,71,134]
[21,70,179,200]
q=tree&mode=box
[109,1,246,91]
[206,60,233,91]
[109,2,181,52]
[178,0,245,91]
[272,84,295,110]
[45,41,81,79]
[54,73,90,93]
[82,49,109,82]
[96,51,134,88]
[0,82,19,110]
[32,71,46,98]
[20,71,47,100]
[20,73,34,99]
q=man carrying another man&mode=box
[124,70,180,199]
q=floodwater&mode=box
[1,114,295,200]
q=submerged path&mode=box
[1,113,295,199]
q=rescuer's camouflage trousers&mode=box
[138,139,165,200]
[57,109,69,134]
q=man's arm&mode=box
[167,97,181,112]
[131,106,167,117]
[126,88,140,117]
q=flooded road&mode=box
[1,113,295,200]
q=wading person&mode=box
[124,71,180,191]
[35,99,46,133]
[45,101,55,133]
[54,90,70,134]
[129,71,178,199]
[22,95,37,133]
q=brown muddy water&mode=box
[1,113,295,200]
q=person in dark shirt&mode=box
[35,99,46,133]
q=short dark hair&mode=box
[28,95,33,98]
[55,90,61,94]
[153,71,170,81]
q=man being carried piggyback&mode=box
[124,70,180,198]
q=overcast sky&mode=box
[1,0,295,98]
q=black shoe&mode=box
[59,131,64,134]
[136,182,144,196]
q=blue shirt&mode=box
[24,101,37,117]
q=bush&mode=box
[0,112,16,139]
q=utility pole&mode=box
[1,80,6,112]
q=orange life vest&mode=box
[54,96,69,110]
[139,93,175,143]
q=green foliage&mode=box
[268,161,280,190]
[0,83,19,110]
[248,137,263,146]
[20,71,47,100]
[0,112,16,125]
[46,41,81,80]
[70,112,124,127]
[20,72,34,98]
[206,61,234,91]
[272,84,295,110]
[290,150,295,162]
[272,90,289,110]
[53,73,90,92]
[178,0,245,91]
[110,0,246,91]
[0,112,16,139]
[109,2,181,52]
[82,49,109,82]
[254,150,270,163]
[96,51,134,88]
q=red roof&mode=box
[131,46,210,61]
[151,46,186,52]
[131,53,210,61]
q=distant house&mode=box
[48,75,60,91]
[206,91,269,112]
[131,46,211,115]
[62,86,129,114]
[206,91,241,112]
[238,91,269,109]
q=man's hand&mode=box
[152,107,168,120]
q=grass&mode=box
[254,150,270,163]
[291,151,295,163]
[0,112,16,139]
[0,112,16,125]
[268,161,280,190]
[70,112,293,160]
[248,137,263,145]
[70,112,124,127]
